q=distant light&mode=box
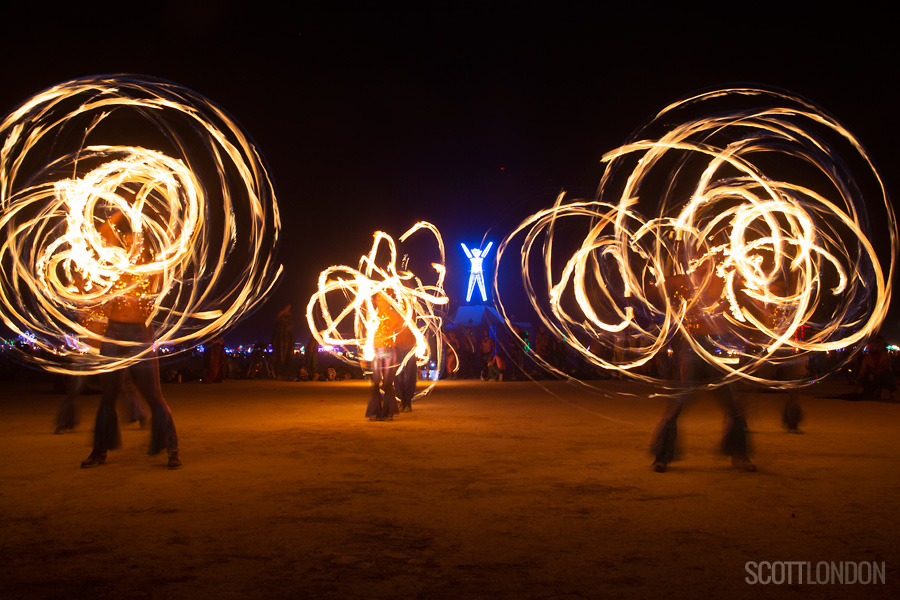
[462,241,492,302]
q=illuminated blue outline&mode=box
[461,241,492,302]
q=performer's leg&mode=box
[779,361,804,432]
[651,395,684,471]
[96,369,124,452]
[56,375,83,433]
[651,341,692,472]
[82,368,123,467]
[126,370,148,427]
[381,355,398,420]
[782,391,803,432]
[397,361,415,411]
[405,365,417,410]
[131,356,177,456]
[406,346,418,410]
[719,384,756,471]
[366,356,385,419]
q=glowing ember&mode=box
[307,222,449,396]
[494,88,895,390]
[0,75,281,374]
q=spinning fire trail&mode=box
[0,75,282,374]
[307,222,449,397]
[494,88,896,390]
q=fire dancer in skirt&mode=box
[81,210,181,469]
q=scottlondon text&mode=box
[745,561,885,585]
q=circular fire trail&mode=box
[307,223,448,396]
[0,75,281,374]
[494,88,895,390]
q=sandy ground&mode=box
[1,377,898,599]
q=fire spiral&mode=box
[0,75,281,374]
[307,222,448,396]
[495,88,895,389]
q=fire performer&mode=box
[650,248,755,473]
[81,210,181,469]
[365,293,403,421]
[308,223,449,412]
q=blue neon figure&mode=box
[461,242,492,303]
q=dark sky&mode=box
[3,3,898,344]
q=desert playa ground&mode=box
[1,377,898,599]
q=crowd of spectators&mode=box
[2,329,897,400]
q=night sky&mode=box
[2,3,898,345]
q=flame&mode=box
[494,88,895,390]
[0,75,281,374]
[307,222,449,396]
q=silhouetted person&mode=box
[271,304,294,379]
[487,352,506,381]
[81,210,181,470]
[479,330,495,380]
[857,336,896,400]
[55,375,83,434]
[203,336,226,383]
[365,293,402,421]
[777,359,806,432]
[651,255,755,473]
[304,335,319,381]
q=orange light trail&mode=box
[307,222,448,396]
[0,75,281,374]
[494,88,895,390]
